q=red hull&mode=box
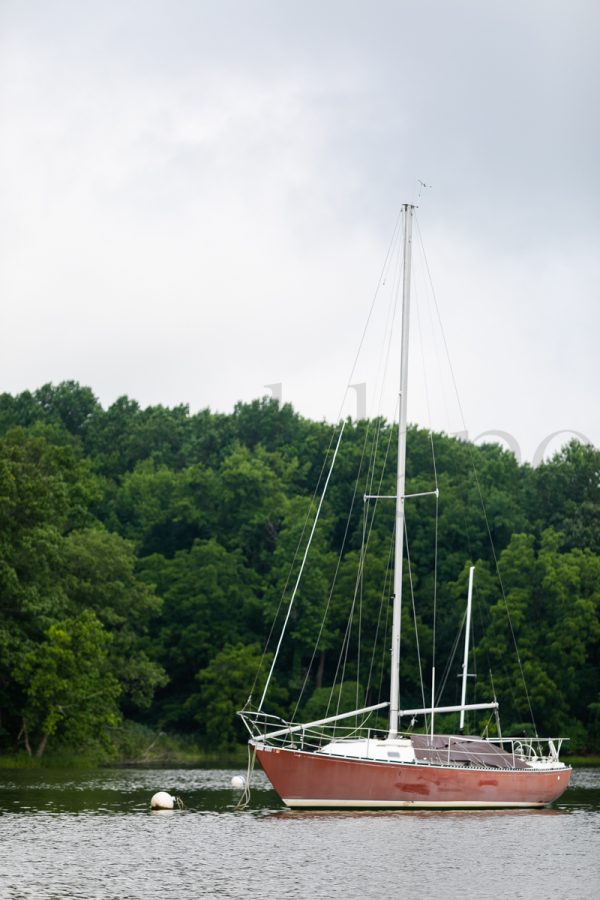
[254,744,571,808]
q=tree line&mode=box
[0,381,598,757]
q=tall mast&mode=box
[388,203,414,739]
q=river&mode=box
[1,766,598,899]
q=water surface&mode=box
[1,766,598,899]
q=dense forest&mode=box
[0,381,598,760]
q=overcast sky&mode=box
[1,0,598,461]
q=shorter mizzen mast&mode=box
[389,203,414,739]
[459,566,475,732]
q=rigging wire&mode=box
[410,254,441,714]
[330,406,398,720]
[330,582,356,727]
[377,565,392,709]
[245,425,341,706]
[334,206,405,424]
[414,213,538,735]
[261,203,407,719]
[291,418,374,719]
[430,433,440,691]
[326,208,441,728]
[468,601,478,732]
[247,207,405,707]
[365,532,395,708]
[257,421,346,712]
[404,519,429,729]
[293,388,395,721]
[415,229,492,712]
[322,235,403,724]
[356,502,365,716]
[436,606,467,702]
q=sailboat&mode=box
[239,204,572,808]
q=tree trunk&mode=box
[19,718,32,757]
[316,649,326,690]
[35,733,49,758]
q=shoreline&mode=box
[1,751,598,770]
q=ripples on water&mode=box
[1,767,599,899]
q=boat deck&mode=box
[410,734,531,770]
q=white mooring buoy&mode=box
[150,791,176,810]
[230,775,246,789]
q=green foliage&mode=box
[528,442,600,553]
[474,529,600,740]
[0,425,166,756]
[114,461,218,556]
[193,643,277,749]
[137,538,258,730]
[60,528,167,710]
[16,610,121,757]
[0,381,598,758]
[302,681,365,721]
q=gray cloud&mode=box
[0,0,598,460]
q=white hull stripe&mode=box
[282,798,547,809]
